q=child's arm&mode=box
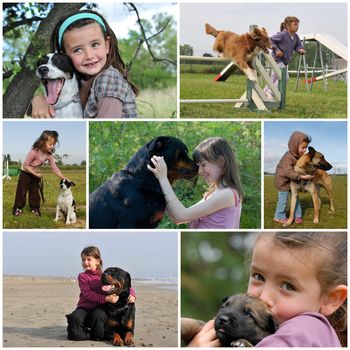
[22,150,42,178]
[96,98,123,118]
[294,34,305,55]
[31,95,55,119]
[147,156,237,224]
[270,32,284,57]
[78,273,109,305]
[48,156,65,180]
[187,320,221,347]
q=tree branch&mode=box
[4,16,45,34]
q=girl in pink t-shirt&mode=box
[148,137,243,229]
[187,232,347,347]
[13,130,69,217]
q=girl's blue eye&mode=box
[252,273,264,281]
[73,48,82,54]
[281,282,296,291]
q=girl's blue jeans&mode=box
[274,191,302,220]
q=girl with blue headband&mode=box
[32,10,138,118]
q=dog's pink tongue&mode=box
[101,285,114,292]
[46,79,60,105]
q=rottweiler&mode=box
[101,267,135,346]
[284,146,334,227]
[89,136,198,228]
[181,294,278,347]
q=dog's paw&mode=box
[313,218,319,224]
[231,339,253,347]
[53,218,58,222]
[282,221,292,227]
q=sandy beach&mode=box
[3,275,178,347]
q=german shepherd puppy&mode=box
[181,294,278,347]
[284,146,334,227]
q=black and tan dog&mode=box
[284,146,334,227]
[89,136,198,228]
[101,267,135,346]
[182,294,278,347]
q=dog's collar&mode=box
[55,93,80,110]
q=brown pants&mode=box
[13,170,41,214]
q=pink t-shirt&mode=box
[22,148,62,177]
[189,189,242,229]
[256,312,341,347]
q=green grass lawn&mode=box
[180,73,347,118]
[264,175,347,229]
[3,169,86,229]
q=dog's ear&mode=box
[126,272,132,288]
[71,181,76,186]
[252,28,262,41]
[308,146,316,159]
[266,314,279,333]
[221,296,229,304]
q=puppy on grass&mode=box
[205,23,272,82]
[182,294,278,347]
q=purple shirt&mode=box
[189,189,241,229]
[76,270,136,310]
[256,312,341,347]
[270,30,303,65]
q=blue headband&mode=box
[58,13,107,47]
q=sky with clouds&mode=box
[180,3,347,56]
[264,121,347,174]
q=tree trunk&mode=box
[3,3,82,118]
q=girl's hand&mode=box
[32,95,55,119]
[275,49,284,58]
[106,294,119,304]
[188,319,220,347]
[128,295,136,303]
[298,48,306,55]
[147,156,168,180]
[301,174,314,180]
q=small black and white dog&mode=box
[54,179,77,225]
[36,53,83,118]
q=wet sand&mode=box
[3,275,178,347]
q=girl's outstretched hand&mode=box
[147,156,168,180]
[32,95,55,119]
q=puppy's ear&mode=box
[71,181,76,186]
[221,296,229,303]
[266,314,279,333]
[252,28,262,40]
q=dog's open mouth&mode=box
[42,78,65,105]
[101,284,116,293]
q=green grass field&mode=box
[180,73,347,118]
[264,175,347,229]
[3,169,86,229]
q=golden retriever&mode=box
[205,23,271,81]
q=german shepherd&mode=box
[283,146,334,227]
[181,294,278,347]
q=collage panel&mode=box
[3,230,178,347]
[3,3,177,119]
[2,121,86,229]
[89,121,261,229]
[181,231,347,347]
[264,121,347,229]
[179,3,347,118]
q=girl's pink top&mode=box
[189,189,242,229]
[22,148,62,177]
[77,269,136,310]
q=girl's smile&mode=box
[81,255,100,272]
[63,23,110,76]
[198,160,222,185]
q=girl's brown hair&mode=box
[81,246,103,272]
[32,130,59,153]
[192,137,244,200]
[267,232,347,346]
[280,16,300,31]
[50,9,138,106]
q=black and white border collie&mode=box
[54,179,77,225]
[36,53,83,118]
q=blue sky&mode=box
[3,231,178,280]
[180,3,347,56]
[3,121,86,164]
[264,121,347,173]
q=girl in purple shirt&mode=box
[66,246,136,341]
[188,232,347,347]
[13,130,70,217]
[148,137,243,229]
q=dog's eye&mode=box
[243,308,253,318]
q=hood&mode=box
[288,131,309,158]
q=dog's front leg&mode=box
[311,186,320,224]
[283,189,297,227]
[65,208,72,225]
[242,67,258,82]
[54,206,60,222]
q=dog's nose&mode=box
[218,314,230,325]
[38,66,49,75]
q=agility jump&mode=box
[180,53,287,112]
